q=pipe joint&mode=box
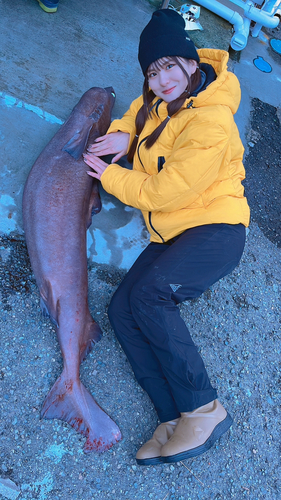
[244,4,280,28]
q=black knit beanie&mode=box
[138,9,200,75]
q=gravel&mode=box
[0,214,280,499]
[243,98,281,247]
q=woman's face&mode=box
[147,57,198,103]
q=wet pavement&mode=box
[0,1,281,499]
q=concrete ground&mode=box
[0,1,281,499]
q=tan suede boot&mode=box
[136,418,180,466]
[161,400,232,463]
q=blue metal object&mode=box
[253,55,272,72]
[270,38,281,54]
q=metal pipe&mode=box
[194,0,279,50]
[161,0,279,50]
[194,0,250,50]
[251,0,281,35]
[232,16,251,49]
[244,3,280,27]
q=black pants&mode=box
[108,223,246,423]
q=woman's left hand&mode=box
[83,152,109,180]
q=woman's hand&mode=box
[88,131,130,163]
[83,153,109,181]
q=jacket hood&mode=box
[194,48,241,115]
[150,49,241,120]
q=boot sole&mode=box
[162,412,233,463]
[136,455,163,466]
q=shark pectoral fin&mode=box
[91,197,102,216]
[86,181,102,229]
[39,283,59,328]
[40,297,59,328]
[80,319,103,363]
[62,118,93,160]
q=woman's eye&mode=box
[148,72,157,78]
[167,64,174,70]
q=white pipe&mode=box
[194,0,279,50]
[194,0,242,26]
[260,0,281,16]
[251,0,280,36]
[194,0,250,50]
[227,0,280,23]
[244,3,279,28]
[232,16,251,49]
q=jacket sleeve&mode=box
[106,95,143,148]
[101,116,231,212]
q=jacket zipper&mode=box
[149,98,162,117]
[148,156,166,242]
[137,134,166,242]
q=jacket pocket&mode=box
[148,212,165,242]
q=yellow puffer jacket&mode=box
[101,49,250,243]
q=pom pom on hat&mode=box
[138,9,199,75]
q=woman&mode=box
[83,9,250,465]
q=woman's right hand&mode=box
[87,131,130,163]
